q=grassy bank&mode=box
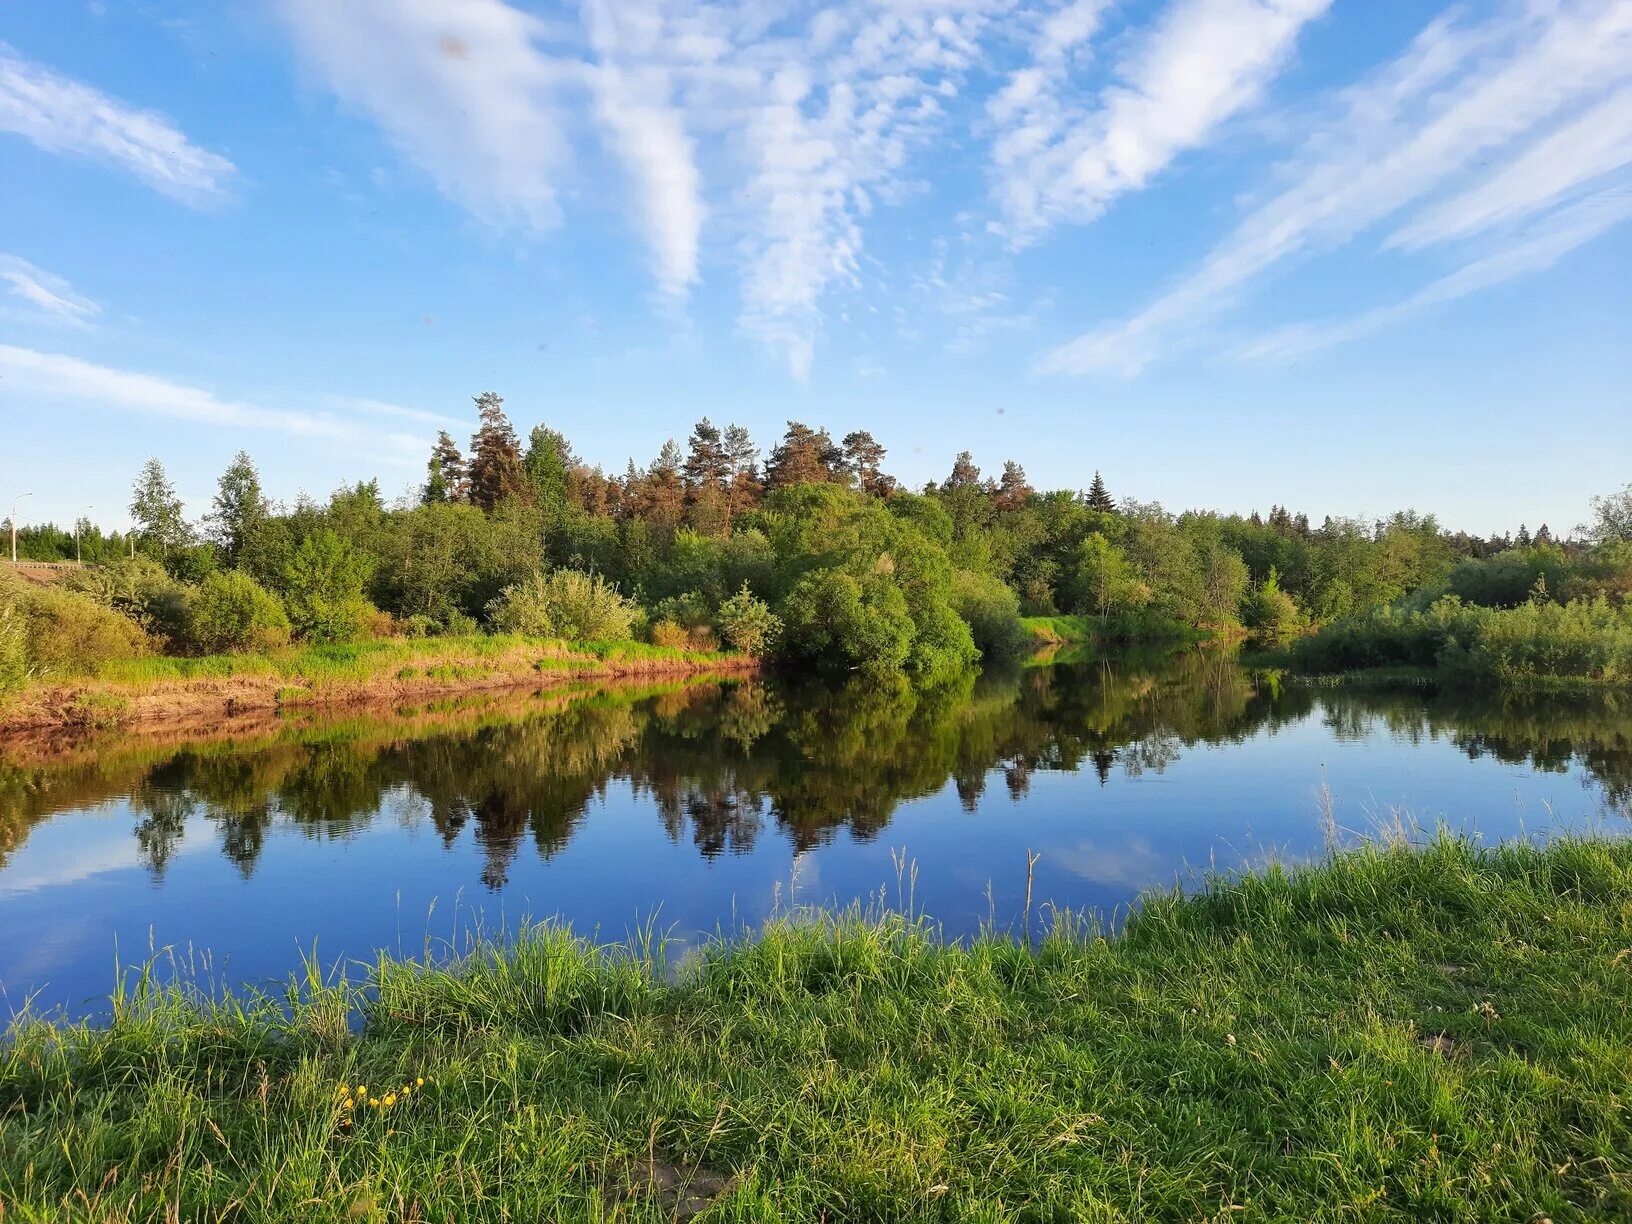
[3,836,1629,1221]
[0,634,753,736]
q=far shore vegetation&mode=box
[5,395,1631,717]
[2,833,1629,1220]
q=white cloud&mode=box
[278,0,572,231]
[0,346,429,464]
[1239,187,1632,361]
[993,0,1330,241]
[0,44,234,203]
[582,0,705,298]
[0,255,99,326]
[1388,83,1632,251]
[1040,0,1632,375]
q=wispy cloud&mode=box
[278,0,572,231]
[1041,0,1632,375]
[0,43,234,204]
[0,346,429,465]
[1388,83,1632,251]
[1240,187,1632,361]
[0,255,99,326]
[992,0,1329,241]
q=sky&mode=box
[1,0,1629,538]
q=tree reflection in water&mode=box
[2,654,1629,888]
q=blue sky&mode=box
[2,0,1629,537]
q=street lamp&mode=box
[75,505,93,565]
[8,492,31,565]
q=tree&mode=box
[523,424,572,515]
[723,424,762,519]
[1584,483,1632,544]
[764,421,841,489]
[1534,523,1553,545]
[426,431,467,504]
[994,460,1032,512]
[714,582,782,655]
[466,392,529,512]
[1515,523,1531,547]
[944,451,982,491]
[1085,471,1115,514]
[279,529,372,643]
[129,458,188,557]
[1066,535,1147,617]
[682,418,730,489]
[206,452,267,565]
[841,430,893,497]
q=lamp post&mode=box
[75,505,93,565]
[8,493,31,565]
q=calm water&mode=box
[3,654,1629,1018]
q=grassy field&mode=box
[2,835,1629,1221]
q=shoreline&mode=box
[2,834,1627,1219]
[0,636,759,741]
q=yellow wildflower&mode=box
[416,1077,425,1087]
[383,1094,397,1108]
[369,1098,380,1108]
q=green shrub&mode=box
[779,567,914,679]
[13,584,151,674]
[1241,568,1302,647]
[949,570,1026,659]
[279,530,374,644]
[714,583,782,656]
[444,611,479,637]
[0,592,30,700]
[486,569,639,641]
[64,555,191,646]
[185,571,291,654]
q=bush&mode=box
[64,555,190,646]
[486,570,639,641]
[0,592,29,701]
[1241,569,1302,647]
[280,530,374,644]
[714,583,782,656]
[779,567,914,679]
[649,619,691,649]
[13,584,151,674]
[949,570,1026,659]
[185,571,291,654]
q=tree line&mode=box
[4,392,1630,690]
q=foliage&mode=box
[206,451,269,564]
[1294,595,1632,685]
[0,587,29,701]
[1241,568,1302,646]
[713,583,782,656]
[128,457,188,557]
[185,571,291,654]
[948,569,1027,658]
[278,530,374,644]
[486,570,640,641]
[1585,482,1632,544]
[10,582,151,674]
[4,836,1632,1219]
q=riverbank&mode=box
[0,635,756,738]
[3,835,1627,1220]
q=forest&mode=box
[4,392,1631,695]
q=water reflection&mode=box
[5,657,1628,889]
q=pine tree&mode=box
[1534,523,1553,545]
[1515,523,1532,547]
[994,460,1032,511]
[764,422,840,489]
[207,451,267,564]
[723,424,761,520]
[130,457,188,556]
[466,392,528,512]
[1085,471,1115,514]
[841,430,892,497]
[945,451,982,490]
[682,418,731,489]
[427,431,467,503]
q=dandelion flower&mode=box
[416,1077,425,1087]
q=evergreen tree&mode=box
[1086,471,1116,514]
[841,430,892,497]
[723,424,762,520]
[764,422,840,489]
[427,431,467,503]
[1515,523,1532,547]
[523,424,573,515]
[129,457,188,556]
[207,451,267,564]
[945,451,982,490]
[1534,523,1553,545]
[682,418,731,489]
[994,460,1032,511]
[466,392,528,512]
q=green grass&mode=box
[3,835,1629,1220]
[76,635,736,690]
